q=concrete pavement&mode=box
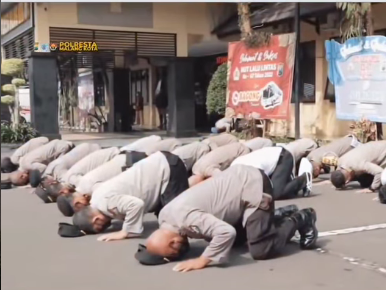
[1,147,385,290]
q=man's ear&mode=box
[84,194,91,202]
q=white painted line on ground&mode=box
[318,223,386,237]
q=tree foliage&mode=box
[337,3,371,41]
[1,84,15,95]
[1,95,15,105]
[238,3,271,48]
[1,59,24,77]
[12,78,26,87]
[206,63,228,115]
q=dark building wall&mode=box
[193,53,227,130]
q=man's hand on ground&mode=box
[97,230,128,242]
[356,188,373,194]
[172,256,211,273]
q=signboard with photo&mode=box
[226,33,296,119]
[326,36,386,123]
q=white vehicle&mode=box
[18,87,31,123]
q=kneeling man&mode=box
[189,142,251,186]
[138,165,318,271]
[330,141,386,193]
[1,136,49,173]
[232,146,312,200]
[59,151,189,240]
[9,139,74,187]
[307,134,360,178]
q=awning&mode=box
[214,3,337,37]
[188,39,229,57]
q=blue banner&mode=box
[325,36,386,123]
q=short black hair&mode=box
[29,170,42,188]
[1,157,18,173]
[46,182,64,199]
[331,171,346,189]
[379,185,386,204]
[57,195,75,217]
[73,207,97,234]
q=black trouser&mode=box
[356,173,374,188]
[154,151,189,216]
[270,148,307,200]
[235,169,297,259]
[121,151,148,171]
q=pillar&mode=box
[28,52,61,140]
[167,57,196,137]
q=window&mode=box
[324,30,386,102]
[292,41,316,103]
[1,3,31,36]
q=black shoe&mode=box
[379,186,386,204]
[290,208,318,249]
[274,204,299,220]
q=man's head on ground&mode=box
[9,170,29,186]
[310,161,321,178]
[1,157,18,173]
[58,192,91,216]
[73,206,111,234]
[145,228,189,260]
[330,169,353,189]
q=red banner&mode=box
[226,33,295,120]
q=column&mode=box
[167,57,196,137]
[28,52,61,140]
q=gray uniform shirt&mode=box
[172,142,211,171]
[159,164,264,264]
[202,133,238,151]
[307,135,358,165]
[10,137,49,165]
[76,153,127,194]
[119,135,162,153]
[243,137,273,151]
[338,140,386,190]
[43,143,101,182]
[145,138,182,155]
[284,138,318,163]
[62,147,120,187]
[192,142,251,178]
[90,152,170,234]
[19,140,73,173]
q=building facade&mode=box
[2,2,231,131]
[213,3,386,140]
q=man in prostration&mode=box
[307,134,360,178]
[58,151,189,240]
[330,141,386,193]
[1,137,49,173]
[9,139,74,187]
[232,146,312,200]
[136,165,318,271]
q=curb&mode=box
[1,143,23,149]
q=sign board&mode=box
[325,36,386,123]
[226,33,295,120]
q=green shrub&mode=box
[1,122,40,144]
[1,59,24,77]
[1,95,15,105]
[1,84,15,95]
[206,63,228,115]
[12,78,26,87]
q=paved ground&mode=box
[1,149,385,290]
